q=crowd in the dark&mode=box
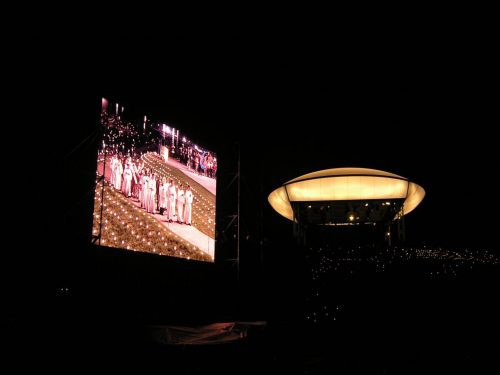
[99,109,217,179]
[303,244,499,325]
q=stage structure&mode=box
[268,168,425,245]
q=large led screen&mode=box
[92,98,217,262]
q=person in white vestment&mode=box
[168,180,177,222]
[159,177,168,216]
[123,162,133,197]
[147,174,156,214]
[114,159,123,191]
[109,156,116,186]
[176,184,185,224]
[184,185,193,225]
[141,171,150,209]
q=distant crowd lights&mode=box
[304,245,498,325]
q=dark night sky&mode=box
[80,33,497,251]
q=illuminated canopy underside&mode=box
[268,168,425,221]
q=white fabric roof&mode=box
[268,168,425,221]
[286,167,406,184]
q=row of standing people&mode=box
[109,155,140,198]
[140,175,193,225]
[108,155,194,225]
[180,147,217,178]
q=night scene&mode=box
[10,32,499,374]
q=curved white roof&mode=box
[286,167,406,184]
[268,167,425,221]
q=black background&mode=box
[8,27,499,372]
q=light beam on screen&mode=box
[92,99,217,262]
[102,97,108,113]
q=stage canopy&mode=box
[268,168,425,222]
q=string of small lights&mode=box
[303,244,499,324]
[92,178,212,262]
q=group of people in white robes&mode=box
[110,155,143,199]
[157,178,194,225]
[108,154,194,225]
[138,169,158,214]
